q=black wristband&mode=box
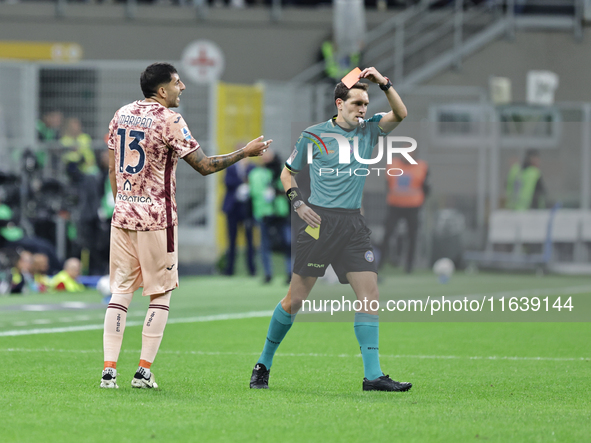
[286,187,304,208]
[379,77,393,92]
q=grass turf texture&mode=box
[1,272,590,442]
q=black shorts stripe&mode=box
[166,226,175,253]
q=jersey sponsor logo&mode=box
[123,179,132,191]
[118,114,153,129]
[117,194,153,204]
[365,251,375,262]
[307,263,325,268]
[181,127,192,141]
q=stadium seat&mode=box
[581,211,591,261]
[517,210,550,244]
[464,209,555,271]
[487,210,520,250]
[551,209,582,262]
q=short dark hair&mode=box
[334,81,369,107]
[140,63,178,98]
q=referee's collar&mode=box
[331,115,356,133]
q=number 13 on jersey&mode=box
[117,128,146,174]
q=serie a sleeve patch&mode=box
[181,127,192,141]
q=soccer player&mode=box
[249,67,412,392]
[101,62,271,389]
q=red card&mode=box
[341,67,362,89]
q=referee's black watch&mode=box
[379,77,393,92]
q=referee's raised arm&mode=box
[358,67,407,133]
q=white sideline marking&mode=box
[0,347,588,362]
[22,305,47,312]
[0,310,274,337]
[9,311,148,329]
[62,302,88,309]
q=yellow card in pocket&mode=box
[305,224,320,240]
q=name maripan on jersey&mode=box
[118,114,154,128]
[117,194,153,204]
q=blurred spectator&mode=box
[36,109,64,168]
[51,257,85,292]
[60,117,99,180]
[0,199,62,274]
[61,118,103,272]
[505,156,522,209]
[32,253,51,293]
[222,159,256,276]
[378,156,430,273]
[9,250,35,295]
[321,40,360,81]
[37,110,63,142]
[507,149,546,210]
[249,149,291,284]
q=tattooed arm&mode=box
[183,135,273,176]
[184,148,246,176]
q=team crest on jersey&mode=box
[365,250,375,263]
[181,127,192,141]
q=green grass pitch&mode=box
[0,271,590,442]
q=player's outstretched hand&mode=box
[359,67,387,86]
[243,136,273,157]
[296,204,322,229]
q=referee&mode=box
[250,67,412,392]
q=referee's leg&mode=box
[281,273,317,314]
[250,274,316,389]
[348,271,383,379]
[348,271,412,391]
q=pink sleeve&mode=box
[163,114,200,158]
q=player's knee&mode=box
[110,293,133,308]
[150,291,171,306]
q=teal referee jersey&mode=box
[285,114,390,209]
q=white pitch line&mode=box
[0,310,274,337]
[0,347,588,362]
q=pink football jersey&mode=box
[107,101,199,231]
